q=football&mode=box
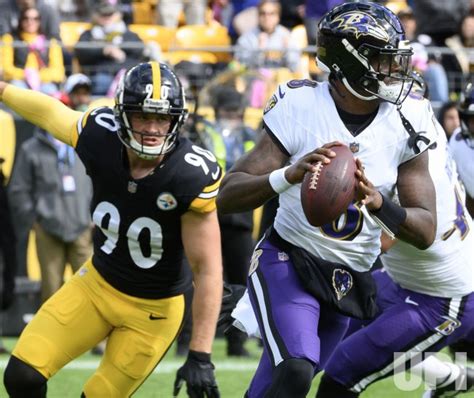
[301,145,357,227]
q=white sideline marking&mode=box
[0,360,257,373]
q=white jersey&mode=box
[263,80,437,272]
[383,127,474,297]
[449,128,474,199]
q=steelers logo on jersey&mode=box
[157,192,178,211]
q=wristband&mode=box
[369,193,407,236]
[269,166,292,194]
[188,350,211,363]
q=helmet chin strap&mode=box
[341,76,378,101]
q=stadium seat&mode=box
[59,21,91,50]
[128,24,176,52]
[132,1,154,25]
[173,24,232,63]
[0,110,16,181]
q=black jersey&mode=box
[75,107,222,298]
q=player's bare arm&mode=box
[0,81,81,146]
[395,150,437,249]
[217,132,286,213]
[358,150,436,249]
[181,209,222,353]
[217,131,341,213]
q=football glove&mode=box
[173,350,220,398]
[217,283,246,334]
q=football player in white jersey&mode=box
[316,112,474,397]
[449,83,474,218]
[219,120,474,396]
[217,2,437,398]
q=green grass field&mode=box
[0,337,473,398]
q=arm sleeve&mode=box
[75,33,106,65]
[3,84,82,146]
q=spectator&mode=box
[445,12,474,94]
[210,0,234,27]
[280,0,304,30]
[398,6,449,103]
[75,0,144,96]
[229,0,259,42]
[2,6,64,95]
[235,0,301,72]
[200,86,257,356]
[437,101,460,140]
[156,0,207,27]
[412,0,470,46]
[61,73,92,111]
[8,126,93,303]
[0,0,60,38]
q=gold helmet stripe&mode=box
[150,61,161,100]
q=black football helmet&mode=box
[458,82,474,145]
[317,1,414,105]
[114,61,188,159]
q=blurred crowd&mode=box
[0,0,472,101]
[0,0,474,358]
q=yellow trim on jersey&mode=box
[3,84,82,147]
[202,174,222,194]
[151,61,161,100]
[189,196,217,213]
[189,172,223,213]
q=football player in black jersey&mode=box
[1,62,223,398]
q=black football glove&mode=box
[217,283,246,334]
[173,350,220,398]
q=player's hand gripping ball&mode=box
[301,144,357,227]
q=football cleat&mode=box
[422,366,474,398]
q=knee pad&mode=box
[4,356,48,398]
[264,358,314,398]
[83,372,121,398]
[316,373,359,398]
